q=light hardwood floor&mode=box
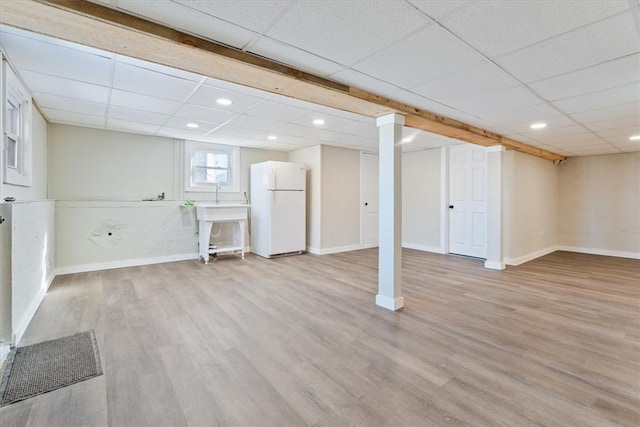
[1,249,638,426]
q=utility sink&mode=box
[195,203,250,263]
[195,203,250,222]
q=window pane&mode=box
[194,150,207,166]
[7,99,19,136]
[215,170,229,184]
[7,137,17,168]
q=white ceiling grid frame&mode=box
[528,53,640,101]
[437,0,631,58]
[551,82,640,115]
[115,0,257,50]
[351,24,487,89]
[264,0,433,66]
[17,69,110,104]
[492,12,640,83]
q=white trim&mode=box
[184,141,240,193]
[557,246,640,260]
[0,343,10,365]
[505,246,558,266]
[402,242,444,254]
[55,252,199,275]
[13,270,56,345]
[485,145,506,152]
[484,260,506,270]
[361,243,378,250]
[306,244,363,255]
[375,294,404,311]
[440,146,449,254]
[376,113,405,127]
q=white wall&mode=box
[321,145,361,252]
[48,124,287,269]
[503,150,559,265]
[56,201,198,272]
[402,148,442,252]
[558,152,640,258]
[289,145,322,250]
[6,201,55,345]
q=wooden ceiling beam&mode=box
[0,0,565,161]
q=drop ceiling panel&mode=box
[330,121,379,139]
[243,100,313,122]
[113,63,200,102]
[584,115,640,132]
[551,83,640,114]
[172,104,238,125]
[42,108,106,128]
[410,61,520,103]
[495,13,640,83]
[18,70,110,104]
[595,126,640,141]
[567,146,622,156]
[266,1,431,66]
[116,54,204,82]
[288,112,353,131]
[448,86,546,119]
[327,69,401,99]
[156,125,209,140]
[570,102,640,124]
[528,54,640,101]
[34,93,108,116]
[108,106,170,126]
[174,0,294,34]
[247,37,344,77]
[440,0,630,57]
[187,84,265,112]
[115,0,256,49]
[407,1,472,20]
[352,25,485,88]
[163,117,219,133]
[0,32,113,85]
[226,115,282,132]
[110,90,182,115]
[107,118,161,134]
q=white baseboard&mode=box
[13,270,57,345]
[402,242,445,254]
[505,246,559,266]
[0,342,10,365]
[557,246,640,260]
[376,294,405,311]
[55,252,200,275]
[307,244,364,255]
[484,260,506,270]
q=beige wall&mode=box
[321,145,361,250]
[558,152,640,257]
[402,148,442,251]
[288,145,322,250]
[504,150,559,264]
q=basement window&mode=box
[185,141,239,193]
[3,60,32,187]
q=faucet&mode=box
[215,184,220,204]
[157,192,165,200]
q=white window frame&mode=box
[2,59,32,187]
[184,141,239,193]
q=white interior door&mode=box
[362,152,379,247]
[448,144,487,258]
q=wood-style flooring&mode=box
[1,249,638,426]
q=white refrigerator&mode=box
[250,161,306,258]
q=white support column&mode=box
[485,146,505,270]
[376,113,404,310]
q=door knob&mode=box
[449,205,454,209]
[365,202,368,206]
[0,216,4,224]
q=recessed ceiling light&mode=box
[267,135,277,140]
[216,98,232,106]
[530,122,547,130]
[186,123,199,128]
[630,135,640,141]
[312,119,325,125]
[401,137,414,143]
